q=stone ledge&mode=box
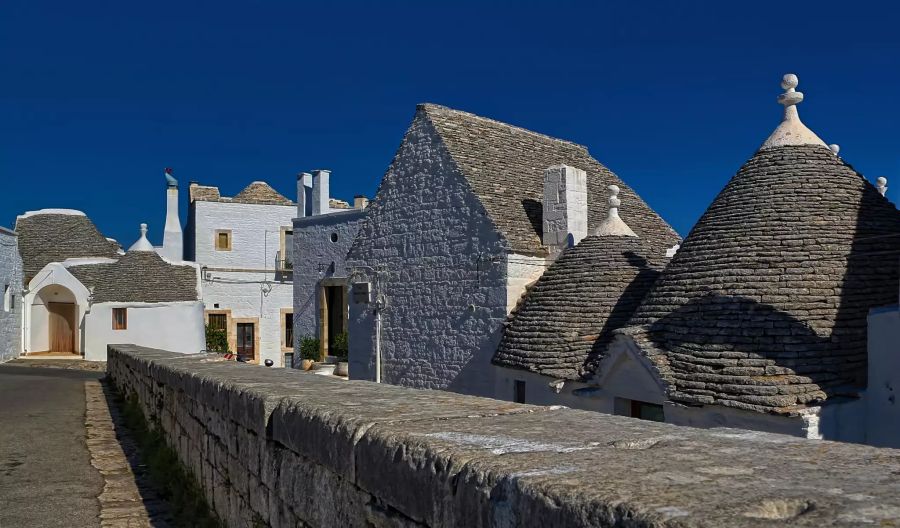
[108,345,900,527]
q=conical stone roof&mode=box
[495,234,667,381]
[630,144,900,414]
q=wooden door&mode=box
[48,302,76,353]
[236,323,255,362]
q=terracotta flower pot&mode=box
[301,359,315,371]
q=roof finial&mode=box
[594,185,637,237]
[760,73,827,150]
[829,144,840,156]
[877,177,888,197]
[778,74,803,120]
[128,223,155,252]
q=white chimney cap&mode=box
[128,223,155,252]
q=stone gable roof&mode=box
[68,252,199,303]
[628,144,900,415]
[15,212,119,281]
[494,235,666,380]
[419,104,680,255]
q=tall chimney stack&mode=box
[354,195,369,210]
[297,172,312,217]
[161,168,183,261]
[542,165,587,259]
[311,169,331,216]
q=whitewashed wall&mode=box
[190,200,295,365]
[0,229,23,362]
[347,115,510,397]
[23,265,91,355]
[292,209,365,355]
[83,301,206,361]
[865,305,900,447]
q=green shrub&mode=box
[332,332,349,360]
[205,325,229,353]
[299,335,320,361]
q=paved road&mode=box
[0,365,105,527]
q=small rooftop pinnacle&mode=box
[759,73,828,151]
[128,223,155,252]
[593,185,638,237]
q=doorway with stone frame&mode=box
[318,278,349,361]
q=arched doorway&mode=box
[31,284,79,355]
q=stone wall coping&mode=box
[109,345,900,527]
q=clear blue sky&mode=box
[2,1,897,246]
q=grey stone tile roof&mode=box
[628,144,900,415]
[68,251,199,303]
[190,181,294,206]
[15,213,119,281]
[494,235,666,380]
[232,181,294,205]
[420,104,680,255]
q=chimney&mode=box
[311,169,331,216]
[297,172,312,217]
[354,195,369,210]
[543,165,587,258]
[161,168,183,261]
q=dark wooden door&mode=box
[48,302,76,353]
[236,323,255,362]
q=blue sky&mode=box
[2,1,898,246]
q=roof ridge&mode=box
[418,103,589,151]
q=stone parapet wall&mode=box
[108,345,900,527]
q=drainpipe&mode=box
[373,293,387,384]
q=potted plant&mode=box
[332,332,349,376]
[299,336,319,371]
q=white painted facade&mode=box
[865,304,900,447]
[21,261,205,361]
[83,301,205,361]
[187,198,296,367]
[0,227,23,363]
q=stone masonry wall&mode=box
[0,228,23,362]
[347,113,509,396]
[108,345,900,527]
[292,208,365,357]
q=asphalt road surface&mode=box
[0,364,104,527]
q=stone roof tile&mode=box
[68,251,199,303]
[629,144,900,414]
[494,234,667,380]
[15,213,119,281]
[420,104,680,255]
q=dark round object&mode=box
[330,232,339,243]
[264,359,274,367]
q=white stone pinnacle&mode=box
[829,144,840,156]
[128,223,155,252]
[877,177,888,197]
[760,73,827,150]
[594,185,638,237]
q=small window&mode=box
[112,308,128,330]
[2,284,9,312]
[514,380,526,404]
[284,312,294,348]
[330,232,338,243]
[208,313,227,331]
[215,230,232,251]
[283,352,294,369]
